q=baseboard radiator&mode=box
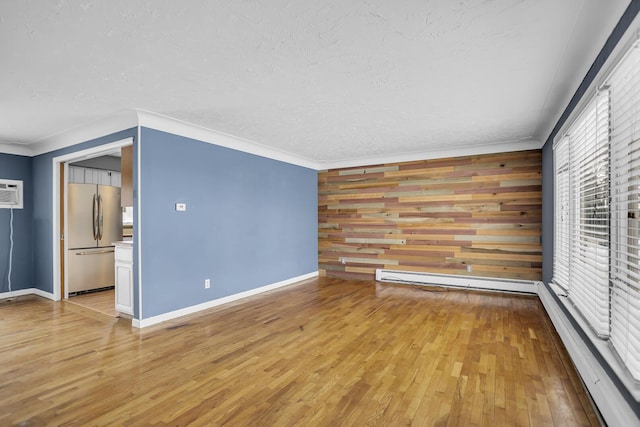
[375,269,539,294]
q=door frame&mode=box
[51,137,133,301]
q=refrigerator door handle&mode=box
[75,248,115,255]
[92,194,98,240]
[98,194,104,240]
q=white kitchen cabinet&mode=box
[67,166,121,187]
[68,166,85,183]
[110,171,121,187]
[97,170,111,185]
[84,168,98,184]
[114,243,134,315]
[86,169,110,185]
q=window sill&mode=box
[549,283,640,401]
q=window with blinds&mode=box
[553,40,640,382]
[554,137,571,291]
[553,93,610,338]
[609,42,640,381]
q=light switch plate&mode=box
[176,203,187,211]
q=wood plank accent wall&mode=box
[318,150,542,281]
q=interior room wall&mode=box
[319,150,542,281]
[0,153,34,292]
[541,2,640,286]
[137,127,318,319]
[536,2,640,422]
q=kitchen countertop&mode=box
[113,239,133,247]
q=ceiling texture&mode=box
[0,0,631,166]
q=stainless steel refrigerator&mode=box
[67,183,122,293]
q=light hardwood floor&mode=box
[67,288,118,317]
[0,277,599,426]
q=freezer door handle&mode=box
[92,194,98,240]
[75,249,115,255]
[97,194,104,240]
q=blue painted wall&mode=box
[32,128,137,293]
[0,153,34,292]
[138,127,317,318]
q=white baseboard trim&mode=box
[538,283,640,426]
[132,271,319,329]
[32,288,56,300]
[0,288,56,301]
[375,269,540,294]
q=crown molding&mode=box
[136,110,319,170]
[315,139,542,170]
[541,10,640,147]
[0,143,32,156]
[1,108,541,170]
[27,109,139,156]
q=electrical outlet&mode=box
[205,279,211,289]
[467,265,472,273]
[340,257,346,264]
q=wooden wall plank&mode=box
[318,150,542,281]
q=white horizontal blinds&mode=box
[553,137,571,291]
[609,42,640,380]
[566,92,611,338]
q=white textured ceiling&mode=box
[0,0,631,165]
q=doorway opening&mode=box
[52,138,133,316]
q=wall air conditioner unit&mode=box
[0,179,23,209]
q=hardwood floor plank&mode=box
[67,288,118,317]
[0,278,599,426]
